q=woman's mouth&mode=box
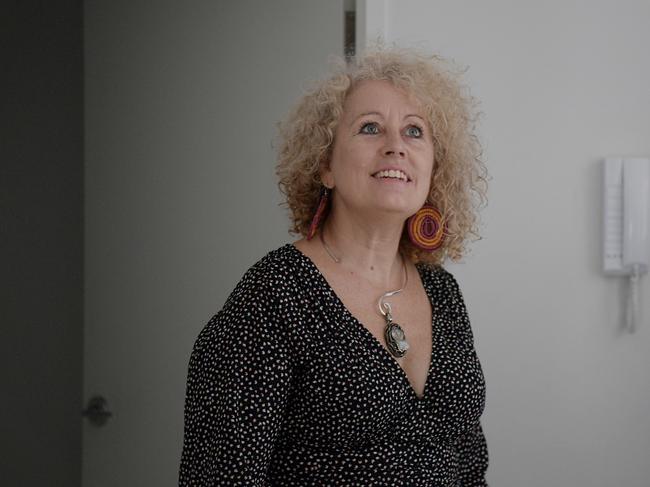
[372,169,410,182]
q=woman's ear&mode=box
[319,161,335,189]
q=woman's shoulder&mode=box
[194,244,305,352]
[235,243,304,289]
[418,263,477,342]
[220,243,309,311]
[416,261,459,293]
[254,242,304,273]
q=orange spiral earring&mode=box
[407,204,446,251]
[307,187,331,240]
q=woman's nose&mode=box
[382,130,406,157]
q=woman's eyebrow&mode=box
[350,111,382,126]
[349,112,425,126]
[405,114,426,122]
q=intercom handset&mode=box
[603,157,650,332]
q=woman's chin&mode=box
[376,196,422,215]
[363,202,420,221]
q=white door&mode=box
[83,2,344,484]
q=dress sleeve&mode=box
[179,266,295,486]
[455,421,489,486]
[440,267,489,487]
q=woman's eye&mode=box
[359,122,380,135]
[405,125,423,138]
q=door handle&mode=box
[82,395,113,426]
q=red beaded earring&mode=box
[407,204,446,251]
[307,187,331,240]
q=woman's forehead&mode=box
[342,80,425,118]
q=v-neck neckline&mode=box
[287,243,441,402]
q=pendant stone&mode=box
[384,320,409,358]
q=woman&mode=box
[179,47,489,486]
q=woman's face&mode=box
[321,80,434,222]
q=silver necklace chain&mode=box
[319,230,341,263]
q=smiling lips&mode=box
[372,169,410,182]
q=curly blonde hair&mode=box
[276,46,488,265]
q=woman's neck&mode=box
[320,208,406,290]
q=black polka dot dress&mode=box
[179,244,488,486]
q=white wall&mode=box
[366,1,650,486]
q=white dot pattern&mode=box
[179,244,488,486]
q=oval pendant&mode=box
[384,321,409,358]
